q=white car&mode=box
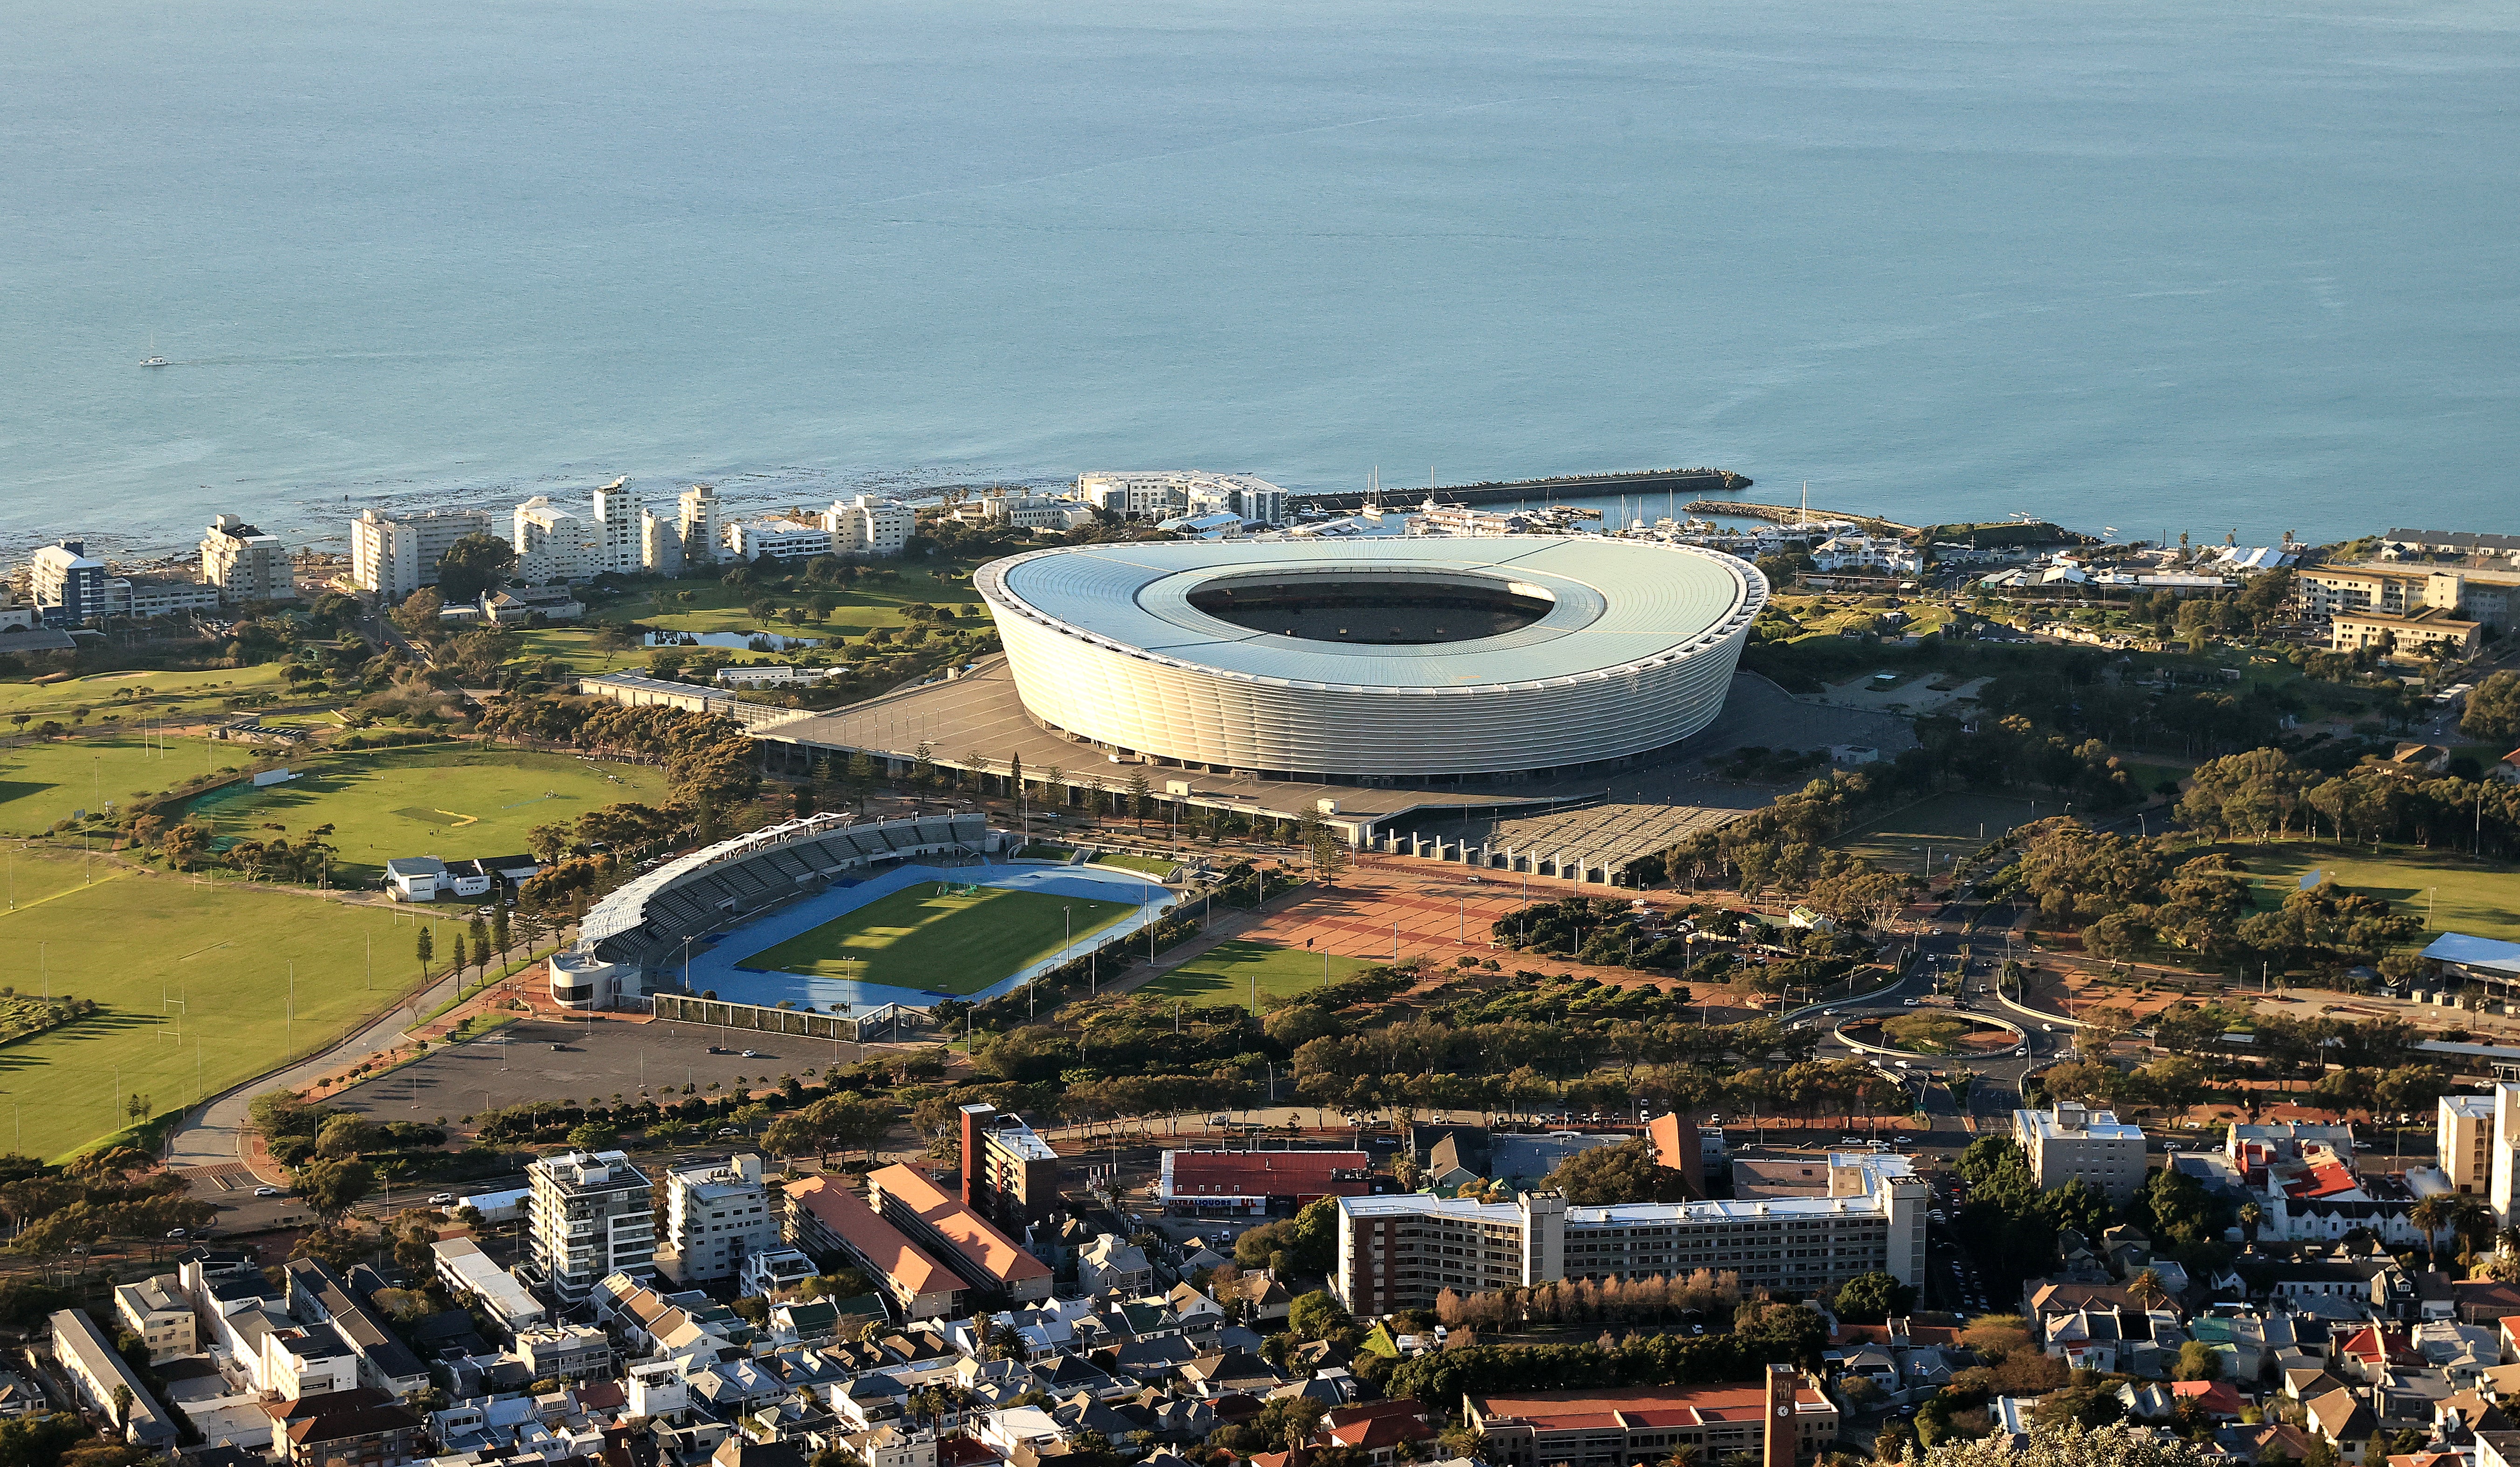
[1903,998,1921,1007]
[430,1192,456,1205]
[255,1186,282,1198]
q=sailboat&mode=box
[139,333,168,368]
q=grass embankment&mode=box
[734,882,1135,995]
[1089,852,1177,879]
[0,847,463,1158]
[172,745,672,887]
[1138,939,1373,1012]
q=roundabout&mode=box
[1835,1010,2026,1060]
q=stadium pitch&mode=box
[733,879,1135,996]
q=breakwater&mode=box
[1686,499,1916,534]
[1292,466,1747,512]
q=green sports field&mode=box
[735,883,1136,994]
[0,730,252,837]
[0,846,461,1159]
[1137,939,1371,1012]
[177,746,671,886]
[2241,844,2520,944]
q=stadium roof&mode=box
[981,537,1757,693]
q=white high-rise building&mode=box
[527,1150,655,1302]
[350,508,496,600]
[660,1154,775,1285]
[677,485,720,568]
[2012,1101,2147,1207]
[639,509,685,576]
[591,478,645,574]
[514,497,600,584]
[823,496,918,557]
[2442,1094,2495,1198]
[200,516,296,603]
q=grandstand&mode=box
[550,811,997,1010]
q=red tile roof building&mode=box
[1160,1150,1371,1216]
[866,1164,1053,1303]
[784,1176,966,1320]
[1465,1377,1838,1467]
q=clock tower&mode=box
[1763,1363,1802,1467]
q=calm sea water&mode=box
[4,0,2515,562]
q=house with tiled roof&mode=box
[1315,1399,1435,1467]
[2306,1387,2379,1462]
[2169,1379,2244,1423]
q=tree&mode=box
[1287,1289,1351,1341]
[2463,670,2520,741]
[1832,1270,1917,1323]
[2412,1192,2489,1271]
[297,1158,376,1220]
[2172,1340,2222,1380]
[1542,1137,1691,1205]
[2126,1267,2171,1313]
[435,533,518,603]
[415,925,434,981]
[390,588,446,636]
[1914,1422,2218,1467]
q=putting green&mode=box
[735,882,1136,994]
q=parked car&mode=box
[741,1049,760,1059]
[430,1192,456,1205]
[255,1186,282,1198]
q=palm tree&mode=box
[2237,1201,2265,1246]
[2127,1268,2170,1313]
[2411,1194,2486,1272]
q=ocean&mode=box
[4,0,2515,563]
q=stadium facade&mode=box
[976,537,1765,782]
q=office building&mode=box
[28,541,108,623]
[661,1154,776,1285]
[785,1176,966,1321]
[2014,1101,2147,1206]
[677,484,721,567]
[201,515,296,602]
[351,508,496,600]
[1331,1154,1928,1316]
[1465,1369,1838,1467]
[513,497,599,584]
[866,1163,1053,1303]
[527,1150,657,1302]
[959,1104,1060,1230]
[822,496,918,557]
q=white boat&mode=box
[139,332,167,367]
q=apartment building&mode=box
[785,1176,966,1321]
[2329,606,2483,658]
[108,576,225,619]
[677,484,720,567]
[50,1309,180,1449]
[725,518,836,562]
[351,508,496,599]
[866,1163,1053,1303]
[2014,1101,2148,1206]
[1467,1369,1838,1467]
[1076,470,1286,523]
[960,1104,1060,1230]
[661,1154,777,1285]
[27,541,107,623]
[975,495,1093,531]
[2443,1096,2496,1197]
[2382,529,2520,568]
[824,497,918,557]
[514,497,600,584]
[1331,1155,1928,1316]
[201,515,296,602]
[430,1238,545,1336]
[528,1150,657,1302]
[591,479,644,574]
[114,1275,196,1363]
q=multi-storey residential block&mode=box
[200,515,296,602]
[725,518,835,562]
[1076,470,1284,523]
[823,496,917,556]
[2329,606,2482,658]
[351,508,496,599]
[959,1104,1060,1230]
[866,1163,1053,1303]
[2014,1101,2147,1206]
[640,507,685,575]
[1331,1154,1928,1316]
[1466,1369,1839,1467]
[528,1150,656,1302]
[677,484,720,567]
[661,1154,776,1285]
[785,1175,966,1320]
[592,478,644,574]
[2444,1095,2496,1197]
[28,541,108,623]
[514,496,599,584]
[113,1275,195,1363]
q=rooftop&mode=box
[2017,1104,2143,1142]
[1469,1382,1831,1430]
[1163,1150,1372,1199]
[786,1177,957,1299]
[867,1165,1050,1285]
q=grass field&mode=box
[0,847,462,1158]
[2239,844,2520,943]
[735,882,1136,994]
[1834,791,2049,875]
[177,746,672,886]
[587,567,986,641]
[0,731,255,837]
[1137,939,1371,1012]
[0,664,291,725]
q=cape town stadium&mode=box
[973,537,1767,781]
